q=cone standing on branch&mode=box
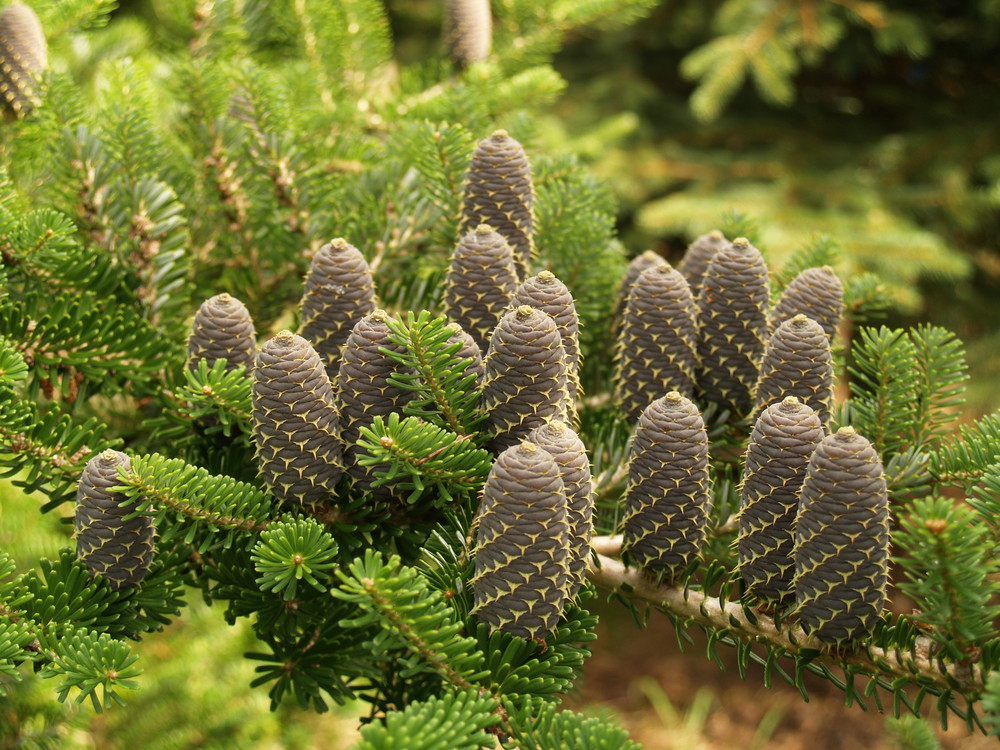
[622,392,711,582]
[614,249,668,336]
[335,310,412,493]
[472,441,570,640]
[460,130,534,280]
[251,331,343,507]
[299,238,376,380]
[696,237,770,417]
[738,397,825,606]
[794,426,890,645]
[0,2,47,118]
[75,450,155,591]
[529,419,593,597]
[614,263,698,424]
[771,266,844,341]
[443,0,492,67]
[679,230,729,295]
[480,305,569,452]
[444,224,519,352]
[186,293,257,373]
[755,314,834,425]
[511,270,582,409]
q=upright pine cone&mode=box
[252,331,343,507]
[737,397,825,607]
[472,441,570,640]
[481,305,569,452]
[186,293,257,372]
[622,392,711,581]
[444,225,519,352]
[0,2,47,118]
[75,450,154,591]
[613,249,668,342]
[755,314,834,425]
[771,266,844,342]
[794,426,890,645]
[679,230,729,296]
[335,311,411,492]
[446,321,485,388]
[529,419,593,597]
[511,270,582,407]
[299,238,376,379]
[614,264,698,424]
[696,237,770,417]
[443,0,492,67]
[460,131,534,280]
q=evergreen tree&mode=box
[0,1,998,746]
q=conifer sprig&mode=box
[357,688,499,750]
[356,413,492,505]
[334,550,488,688]
[383,311,484,435]
[895,497,1000,660]
[114,454,277,550]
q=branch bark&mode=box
[585,539,986,697]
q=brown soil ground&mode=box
[571,598,1000,750]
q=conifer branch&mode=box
[586,549,988,697]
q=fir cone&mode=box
[737,397,825,607]
[696,237,770,417]
[446,321,485,388]
[336,311,411,493]
[252,331,343,507]
[186,293,257,373]
[460,131,534,280]
[299,238,376,380]
[511,270,582,408]
[613,250,668,337]
[771,266,844,342]
[0,2,47,118]
[794,426,890,645]
[679,230,729,296]
[622,392,711,581]
[481,305,569,453]
[472,441,570,640]
[443,0,491,67]
[614,264,698,424]
[755,314,834,425]
[444,225,519,352]
[529,419,593,597]
[75,450,154,591]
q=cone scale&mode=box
[443,0,492,67]
[0,2,47,118]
